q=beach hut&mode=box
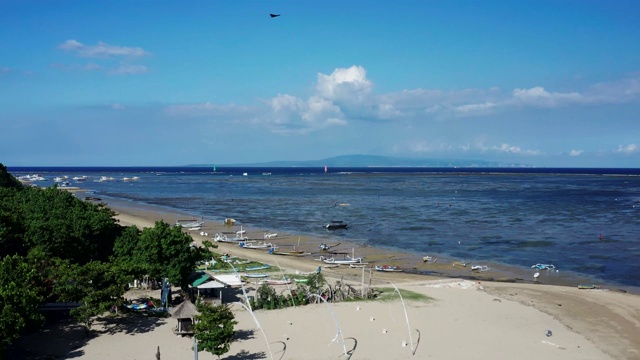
[169,300,200,335]
[196,280,225,305]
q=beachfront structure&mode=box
[169,300,200,335]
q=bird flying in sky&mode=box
[269,13,281,18]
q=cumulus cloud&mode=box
[316,65,373,103]
[616,144,638,154]
[59,40,150,58]
[570,149,584,156]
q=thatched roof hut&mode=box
[170,300,200,335]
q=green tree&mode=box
[0,163,23,189]
[0,188,25,256]
[194,302,237,359]
[51,259,128,329]
[0,255,45,357]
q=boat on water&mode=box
[264,232,278,239]
[224,218,237,225]
[326,220,348,230]
[374,265,402,272]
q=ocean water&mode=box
[10,166,640,290]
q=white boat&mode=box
[264,232,278,239]
[213,233,247,243]
[471,265,490,272]
[224,218,237,225]
[321,256,366,265]
[239,241,274,249]
[175,219,204,228]
[72,176,88,181]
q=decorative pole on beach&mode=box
[307,294,348,358]
[226,262,275,359]
[388,282,415,355]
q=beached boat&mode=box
[319,242,341,251]
[242,273,269,279]
[224,218,237,225]
[471,265,490,272]
[321,255,366,265]
[531,263,556,271]
[268,247,311,257]
[264,232,278,239]
[374,265,402,272]
[213,233,247,243]
[326,220,348,230]
[349,264,367,268]
[176,219,204,228]
[239,241,274,250]
[245,264,271,271]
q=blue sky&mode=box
[1,0,639,167]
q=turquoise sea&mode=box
[10,166,640,292]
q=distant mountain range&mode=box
[189,155,531,168]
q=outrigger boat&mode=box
[239,241,274,250]
[176,218,204,228]
[213,233,248,243]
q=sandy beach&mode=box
[10,199,640,360]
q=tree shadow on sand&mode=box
[233,329,257,341]
[6,318,90,360]
[94,313,168,336]
[224,349,268,360]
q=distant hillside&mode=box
[189,155,529,168]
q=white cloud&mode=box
[570,149,584,156]
[512,86,583,107]
[59,40,150,58]
[491,143,541,155]
[616,144,638,154]
[316,65,372,102]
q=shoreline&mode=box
[101,193,638,294]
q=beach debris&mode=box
[370,316,375,321]
[402,340,407,347]
[546,329,553,337]
[422,256,433,262]
[382,328,387,333]
[492,298,502,303]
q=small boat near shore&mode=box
[531,263,556,271]
[471,265,490,272]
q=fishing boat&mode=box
[268,248,311,257]
[471,265,490,272]
[224,218,236,225]
[320,248,366,265]
[264,232,278,239]
[326,220,348,230]
[176,219,204,228]
[213,233,247,243]
[531,263,556,271]
[319,242,341,251]
[245,264,271,271]
[239,241,274,250]
[373,265,402,272]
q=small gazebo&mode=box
[169,300,200,335]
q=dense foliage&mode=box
[0,255,45,354]
[194,302,237,359]
[0,164,210,354]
